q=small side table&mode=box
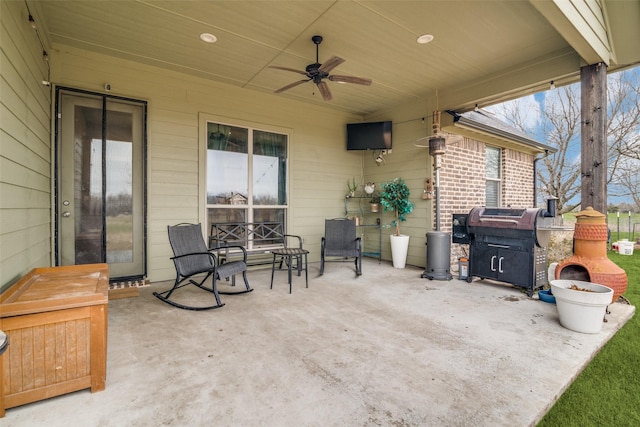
[270,248,309,293]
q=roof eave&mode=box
[441,112,557,155]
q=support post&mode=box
[580,63,607,214]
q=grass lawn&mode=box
[538,250,640,426]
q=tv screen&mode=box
[346,121,392,151]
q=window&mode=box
[205,121,288,232]
[485,146,501,207]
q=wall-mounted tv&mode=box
[346,121,392,151]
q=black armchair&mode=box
[320,218,362,275]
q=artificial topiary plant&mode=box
[380,177,414,236]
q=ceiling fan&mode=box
[269,35,372,101]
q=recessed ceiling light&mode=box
[200,33,217,43]
[417,34,434,44]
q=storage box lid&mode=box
[0,264,109,317]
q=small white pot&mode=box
[390,234,410,268]
[550,280,614,334]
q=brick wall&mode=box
[434,137,535,268]
[502,149,534,208]
[437,138,486,232]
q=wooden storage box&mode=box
[0,264,109,417]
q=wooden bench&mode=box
[209,222,303,268]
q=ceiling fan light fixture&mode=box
[269,35,372,101]
[417,34,434,44]
[199,33,217,43]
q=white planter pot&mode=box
[550,280,614,334]
[390,234,410,268]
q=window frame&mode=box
[198,114,291,236]
[485,145,502,207]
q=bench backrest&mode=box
[209,222,285,250]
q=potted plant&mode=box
[550,280,614,333]
[370,192,381,213]
[346,177,358,198]
[380,178,414,268]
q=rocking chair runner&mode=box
[153,223,253,311]
[320,218,362,275]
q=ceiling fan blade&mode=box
[274,79,309,93]
[329,75,373,86]
[318,56,345,73]
[268,65,308,76]
[316,81,332,101]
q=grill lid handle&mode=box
[478,218,519,225]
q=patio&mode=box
[3,259,635,426]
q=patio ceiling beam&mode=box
[438,47,581,112]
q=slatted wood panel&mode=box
[3,310,91,401]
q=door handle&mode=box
[498,256,504,273]
[490,255,496,272]
[62,211,71,218]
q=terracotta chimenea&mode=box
[555,206,628,301]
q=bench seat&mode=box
[209,222,303,267]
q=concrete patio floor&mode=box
[4,259,635,426]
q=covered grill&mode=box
[461,200,555,296]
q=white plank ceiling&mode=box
[34,0,640,115]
